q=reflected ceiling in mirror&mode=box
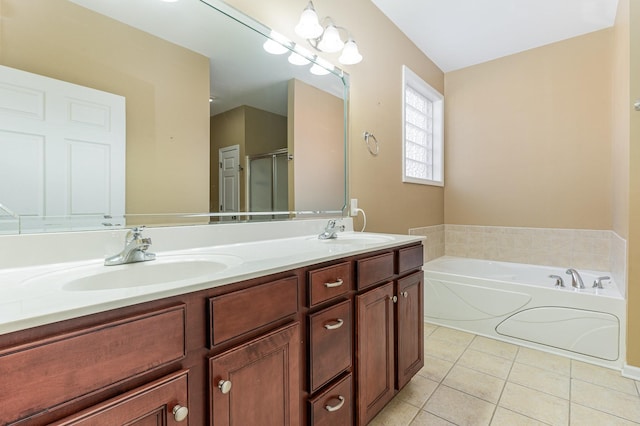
[0,0,348,234]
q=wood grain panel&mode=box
[210,276,298,346]
[356,252,394,290]
[397,244,424,275]
[0,305,186,425]
[308,261,352,307]
[308,300,352,392]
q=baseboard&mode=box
[622,363,640,380]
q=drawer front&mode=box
[397,244,424,275]
[52,370,189,425]
[308,373,353,426]
[210,276,298,346]
[0,305,186,425]
[308,300,352,392]
[356,252,394,290]
[308,262,352,307]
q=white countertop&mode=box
[0,219,423,335]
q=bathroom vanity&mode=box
[0,221,424,425]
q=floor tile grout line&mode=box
[417,323,640,426]
[487,345,519,426]
[570,400,640,425]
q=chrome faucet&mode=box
[566,268,585,289]
[104,226,156,266]
[318,219,345,240]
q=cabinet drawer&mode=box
[210,276,298,346]
[308,373,353,426]
[52,369,189,425]
[309,300,352,392]
[308,261,352,307]
[397,244,424,275]
[0,305,186,425]
[356,252,394,290]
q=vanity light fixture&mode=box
[294,1,363,65]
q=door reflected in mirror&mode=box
[0,0,347,234]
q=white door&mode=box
[219,145,240,218]
[0,65,125,233]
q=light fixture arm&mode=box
[294,2,363,65]
[306,18,349,52]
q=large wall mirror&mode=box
[0,0,348,234]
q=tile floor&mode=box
[370,323,640,426]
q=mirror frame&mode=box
[0,0,350,234]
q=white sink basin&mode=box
[23,254,243,291]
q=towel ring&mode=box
[363,131,379,156]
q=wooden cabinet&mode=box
[308,373,353,426]
[355,282,396,425]
[209,322,300,426]
[354,249,424,425]
[308,300,352,393]
[0,305,186,425]
[396,271,424,389]
[51,370,190,425]
[0,241,423,426]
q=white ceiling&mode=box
[371,0,619,72]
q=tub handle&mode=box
[549,275,564,287]
[593,276,610,289]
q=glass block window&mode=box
[402,65,444,186]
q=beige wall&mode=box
[0,0,211,217]
[245,106,287,156]
[224,0,445,234]
[444,30,613,230]
[289,79,344,212]
[626,0,640,368]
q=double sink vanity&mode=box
[0,218,425,425]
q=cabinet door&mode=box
[209,322,300,426]
[52,370,189,425]
[396,271,424,389]
[355,282,395,426]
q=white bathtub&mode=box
[423,256,626,368]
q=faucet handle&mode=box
[593,276,610,289]
[549,275,564,287]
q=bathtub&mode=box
[423,256,626,368]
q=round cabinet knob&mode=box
[172,405,189,422]
[401,291,409,298]
[218,379,232,394]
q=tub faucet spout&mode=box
[566,268,585,289]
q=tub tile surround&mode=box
[441,224,627,297]
[409,224,445,262]
[370,323,640,426]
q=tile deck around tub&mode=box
[369,323,640,426]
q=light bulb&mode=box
[263,31,290,55]
[288,52,311,66]
[295,2,323,39]
[317,23,344,53]
[338,39,363,65]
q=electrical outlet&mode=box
[350,198,358,216]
